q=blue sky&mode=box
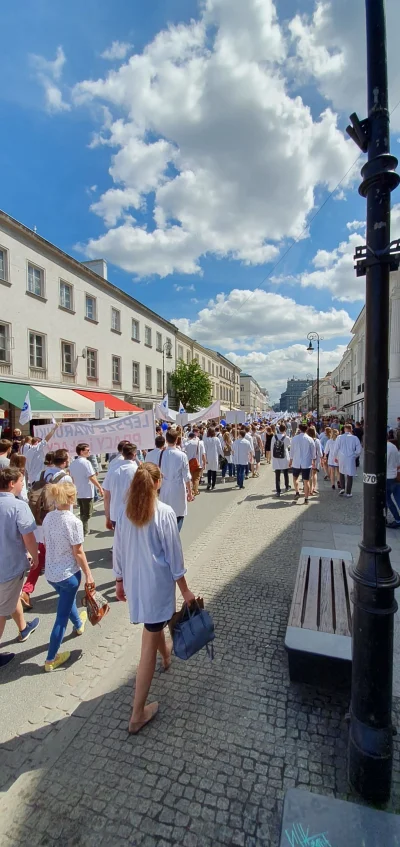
[1,0,400,400]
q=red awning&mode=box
[74,390,143,413]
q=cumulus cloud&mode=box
[289,0,400,132]
[30,46,70,113]
[72,0,355,277]
[101,41,133,61]
[226,344,348,401]
[273,205,400,302]
[171,288,353,350]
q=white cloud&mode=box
[72,0,355,277]
[101,41,133,61]
[30,46,71,113]
[174,284,195,292]
[226,344,348,400]
[171,288,353,350]
[289,0,400,132]
[274,205,400,303]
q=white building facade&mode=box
[240,374,268,415]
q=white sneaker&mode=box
[345,493,353,498]
[222,478,226,484]
[339,490,345,496]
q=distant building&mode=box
[279,377,312,412]
[240,374,268,415]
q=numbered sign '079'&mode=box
[363,473,377,485]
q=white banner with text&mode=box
[34,410,156,452]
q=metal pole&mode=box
[162,349,165,397]
[316,337,320,422]
[347,0,400,802]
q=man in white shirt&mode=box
[144,435,166,467]
[69,443,103,535]
[243,426,254,480]
[289,423,316,504]
[233,430,253,490]
[25,424,60,484]
[107,440,132,475]
[184,432,206,496]
[335,424,362,498]
[387,436,400,527]
[104,443,138,530]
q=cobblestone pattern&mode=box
[1,470,400,847]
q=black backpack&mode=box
[273,436,285,460]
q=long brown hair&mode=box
[125,463,161,527]
[10,453,27,471]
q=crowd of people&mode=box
[1,410,399,730]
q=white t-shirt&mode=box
[290,433,316,469]
[387,442,400,480]
[43,509,83,583]
[69,457,94,499]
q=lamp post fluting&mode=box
[306,333,321,422]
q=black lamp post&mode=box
[162,339,173,396]
[306,333,321,421]
[346,0,400,802]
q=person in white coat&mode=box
[271,424,291,496]
[233,430,253,490]
[203,427,223,491]
[159,429,193,530]
[307,425,323,496]
[103,443,138,530]
[335,424,362,497]
[289,423,316,504]
[324,429,339,489]
[113,462,195,734]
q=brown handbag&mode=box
[82,582,110,626]
[188,441,201,473]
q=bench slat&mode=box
[333,561,351,636]
[319,557,334,633]
[288,553,309,628]
[302,556,320,631]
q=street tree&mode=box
[170,359,212,412]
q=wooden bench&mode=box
[285,547,353,687]
[279,788,400,847]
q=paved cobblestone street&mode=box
[1,463,400,846]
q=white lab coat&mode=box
[313,438,323,470]
[271,434,291,471]
[325,438,339,467]
[203,436,223,472]
[159,447,191,517]
[336,433,362,476]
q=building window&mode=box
[0,247,8,282]
[86,348,98,379]
[29,331,45,369]
[132,319,140,342]
[111,307,121,332]
[112,355,121,383]
[60,280,73,311]
[132,361,140,389]
[202,357,205,371]
[145,365,152,391]
[187,350,190,364]
[85,294,97,321]
[0,322,11,362]
[178,345,184,360]
[157,369,162,393]
[156,332,162,351]
[27,263,44,298]
[61,341,75,375]
[145,326,152,347]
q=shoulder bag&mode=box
[188,441,201,474]
[172,601,215,660]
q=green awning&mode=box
[0,382,73,413]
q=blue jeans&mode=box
[47,572,82,661]
[237,464,247,488]
[387,479,400,524]
[228,463,235,477]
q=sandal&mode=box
[128,702,159,735]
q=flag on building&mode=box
[19,392,32,426]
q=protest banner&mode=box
[225,409,246,425]
[34,410,155,452]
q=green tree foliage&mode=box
[170,359,213,412]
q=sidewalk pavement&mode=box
[1,466,400,847]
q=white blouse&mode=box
[43,509,83,583]
[203,436,223,472]
[113,501,186,624]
